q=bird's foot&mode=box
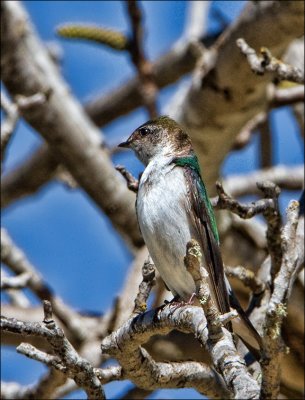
[168,293,197,311]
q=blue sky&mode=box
[1,1,303,399]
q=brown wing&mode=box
[183,167,231,317]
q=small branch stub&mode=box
[116,165,139,192]
[43,300,55,328]
[133,258,156,314]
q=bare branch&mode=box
[213,179,283,290]
[107,247,149,332]
[1,91,19,161]
[259,116,272,169]
[17,342,66,372]
[1,144,59,208]
[233,83,304,151]
[270,85,304,107]
[212,181,276,219]
[183,1,210,41]
[1,0,142,248]
[237,38,304,84]
[257,182,282,283]
[101,303,259,399]
[1,370,66,400]
[120,386,152,400]
[261,200,302,399]
[1,271,32,290]
[171,1,304,193]
[126,0,158,118]
[1,300,106,400]
[1,228,106,343]
[225,265,266,296]
[232,111,266,150]
[223,164,304,198]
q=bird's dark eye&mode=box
[139,127,150,136]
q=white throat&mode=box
[140,147,175,186]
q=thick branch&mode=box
[171,0,304,193]
[1,0,142,248]
[261,200,302,399]
[1,144,59,208]
[101,304,259,399]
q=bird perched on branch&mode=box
[119,115,262,353]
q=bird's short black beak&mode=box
[118,140,130,148]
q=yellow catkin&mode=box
[57,24,128,51]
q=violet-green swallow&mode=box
[119,116,262,352]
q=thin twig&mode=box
[126,0,158,118]
[1,228,105,343]
[237,38,304,84]
[232,112,266,150]
[259,116,272,169]
[225,265,266,296]
[212,181,275,219]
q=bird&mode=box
[119,115,262,354]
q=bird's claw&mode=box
[168,293,197,312]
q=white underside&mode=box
[137,158,197,300]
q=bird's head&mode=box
[118,116,192,165]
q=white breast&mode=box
[137,160,196,300]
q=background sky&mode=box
[1,1,303,399]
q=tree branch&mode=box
[1,91,19,162]
[1,271,32,290]
[261,200,302,399]
[170,0,304,193]
[1,300,106,400]
[1,228,107,344]
[223,164,304,198]
[237,38,304,84]
[126,0,158,118]
[213,181,276,219]
[1,0,142,248]
[115,165,139,193]
[132,257,156,315]
[101,302,259,399]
